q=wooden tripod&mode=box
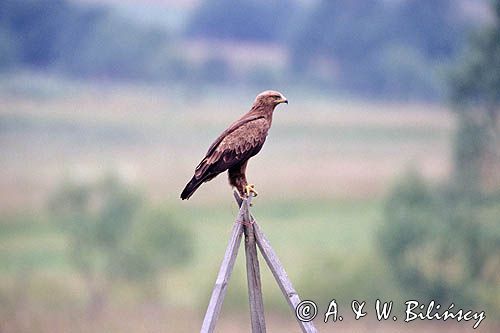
[200,192,318,333]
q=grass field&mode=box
[5,75,497,332]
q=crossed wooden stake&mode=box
[200,192,318,333]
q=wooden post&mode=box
[200,193,317,333]
[200,201,246,333]
[243,197,266,332]
[253,222,318,333]
[233,193,317,333]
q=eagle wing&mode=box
[195,116,269,178]
[204,114,264,157]
[180,114,270,199]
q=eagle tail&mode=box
[180,175,206,200]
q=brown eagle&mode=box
[180,90,288,200]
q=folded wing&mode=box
[180,116,269,199]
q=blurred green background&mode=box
[0,0,499,332]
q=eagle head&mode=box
[254,90,288,108]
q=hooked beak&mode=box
[278,97,288,105]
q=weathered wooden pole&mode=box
[242,197,266,332]
[253,222,318,333]
[200,199,247,333]
[201,193,317,333]
[234,193,318,333]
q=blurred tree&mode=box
[111,207,192,293]
[0,0,71,67]
[394,0,463,59]
[290,0,387,72]
[381,1,500,314]
[450,0,500,192]
[0,0,175,80]
[379,171,500,311]
[49,175,192,314]
[380,172,456,303]
[188,0,296,41]
[289,0,468,99]
[56,12,172,80]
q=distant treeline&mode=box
[189,0,473,99]
[0,0,174,81]
[0,0,483,99]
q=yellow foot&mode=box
[244,184,258,197]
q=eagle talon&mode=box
[244,184,258,198]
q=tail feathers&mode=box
[180,176,205,200]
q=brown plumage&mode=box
[180,90,288,200]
